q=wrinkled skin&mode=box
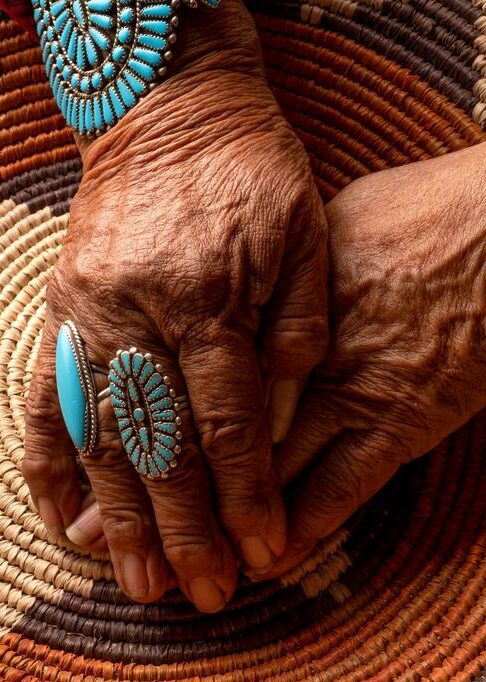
[22,0,328,611]
[260,143,486,578]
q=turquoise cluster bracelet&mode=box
[31,0,221,136]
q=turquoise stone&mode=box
[124,70,145,94]
[92,71,102,89]
[120,427,134,442]
[67,29,77,61]
[150,397,172,411]
[72,0,86,27]
[60,19,74,48]
[111,357,127,378]
[141,5,171,18]
[155,443,174,461]
[147,457,159,478]
[155,433,176,448]
[108,369,123,386]
[87,0,112,9]
[85,101,94,131]
[85,35,98,66]
[127,378,138,402]
[131,352,144,377]
[78,99,86,134]
[120,7,134,22]
[152,451,169,472]
[101,91,114,125]
[93,95,103,129]
[138,34,166,50]
[80,76,90,93]
[89,26,110,50]
[108,85,126,117]
[112,45,126,62]
[118,418,130,430]
[145,374,162,392]
[54,9,69,32]
[118,80,136,107]
[154,422,176,435]
[133,47,162,66]
[140,20,168,35]
[151,406,175,419]
[110,383,124,400]
[51,0,67,17]
[111,396,126,408]
[114,407,128,418]
[140,362,155,384]
[130,445,141,468]
[120,351,132,375]
[56,326,87,450]
[125,436,137,455]
[102,62,115,78]
[139,427,150,452]
[138,454,148,475]
[77,40,86,69]
[147,385,168,401]
[118,26,132,43]
[133,408,144,421]
[91,13,114,30]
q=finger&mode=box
[264,193,328,443]
[80,383,172,604]
[275,380,342,488]
[82,329,238,612]
[269,429,403,579]
[22,316,83,536]
[179,325,286,575]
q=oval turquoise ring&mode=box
[108,348,182,480]
[56,320,98,455]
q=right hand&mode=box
[22,0,328,611]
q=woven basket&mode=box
[1,3,486,680]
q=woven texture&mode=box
[1,3,486,680]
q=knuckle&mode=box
[21,451,52,484]
[102,511,153,549]
[199,415,261,462]
[163,535,215,574]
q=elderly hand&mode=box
[262,143,486,577]
[22,0,328,610]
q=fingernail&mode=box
[188,577,226,614]
[122,553,149,599]
[65,503,102,546]
[37,496,64,536]
[269,379,302,443]
[239,536,275,573]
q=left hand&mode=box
[261,142,486,577]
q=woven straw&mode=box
[1,4,486,680]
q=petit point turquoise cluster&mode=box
[31,0,221,136]
[109,349,182,479]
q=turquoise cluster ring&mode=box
[32,0,222,136]
[55,321,183,480]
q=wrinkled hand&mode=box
[22,0,328,610]
[264,143,486,577]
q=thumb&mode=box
[265,429,404,579]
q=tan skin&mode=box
[22,0,328,612]
[22,0,486,608]
[262,143,486,577]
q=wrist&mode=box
[78,0,268,168]
[34,0,258,147]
